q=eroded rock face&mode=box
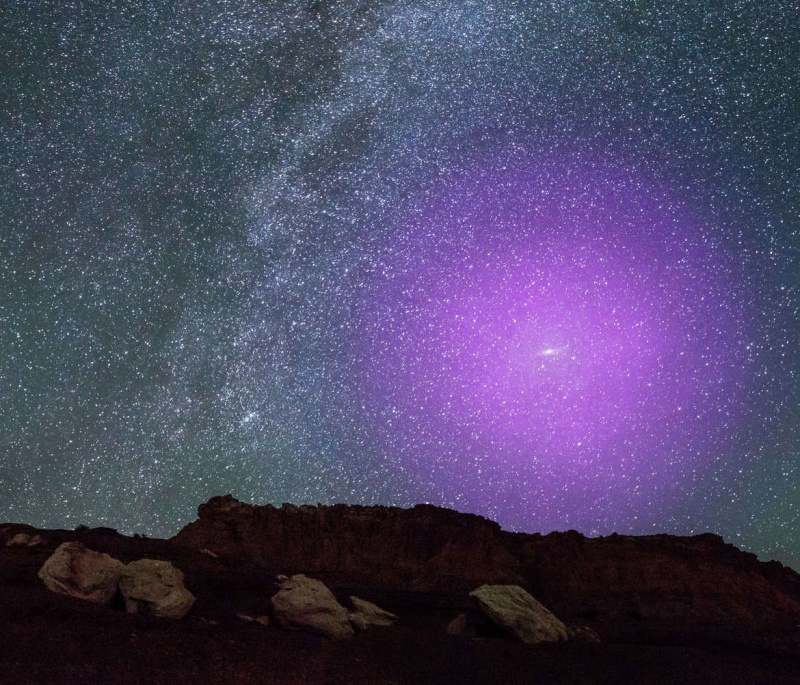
[271,574,354,639]
[173,495,520,593]
[172,496,800,625]
[38,542,124,604]
[518,531,800,623]
[119,559,195,619]
[469,584,568,644]
[348,596,398,630]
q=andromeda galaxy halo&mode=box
[1,1,798,569]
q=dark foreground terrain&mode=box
[2,497,800,684]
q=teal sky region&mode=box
[1,1,798,570]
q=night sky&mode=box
[2,1,799,569]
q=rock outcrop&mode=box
[173,495,520,593]
[119,559,195,619]
[38,542,124,604]
[518,530,800,623]
[271,574,354,639]
[172,496,800,625]
[469,584,568,644]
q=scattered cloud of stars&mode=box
[1,1,798,569]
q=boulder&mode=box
[38,542,123,604]
[469,584,568,644]
[446,612,477,637]
[567,625,601,643]
[27,534,46,548]
[271,574,354,639]
[7,533,31,547]
[348,596,398,630]
[119,559,195,619]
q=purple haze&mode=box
[357,156,750,532]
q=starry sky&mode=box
[2,1,799,569]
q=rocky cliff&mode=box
[172,495,521,593]
[172,495,800,625]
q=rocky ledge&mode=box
[173,495,800,625]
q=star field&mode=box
[1,1,799,569]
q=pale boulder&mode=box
[469,584,568,644]
[348,596,398,630]
[38,542,123,604]
[6,533,31,547]
[271,574,354,639]
[119,559,195,619]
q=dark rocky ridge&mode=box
[1,497,800,684]
[173,494,800,625]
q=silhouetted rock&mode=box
[38,542,123,604]
[271,574,354,639]
[119,559,195,619]
[470,584,568,644]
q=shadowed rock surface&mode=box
[271,574,354,639]
[469,584,568,643]
[174,496,520,594]
[37,541,124,605]
[119,558,196,619]
[348,596,398,629]
[0,499,799,684]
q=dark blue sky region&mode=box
[1,1,799,569]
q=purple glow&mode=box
[357,156,750,530]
